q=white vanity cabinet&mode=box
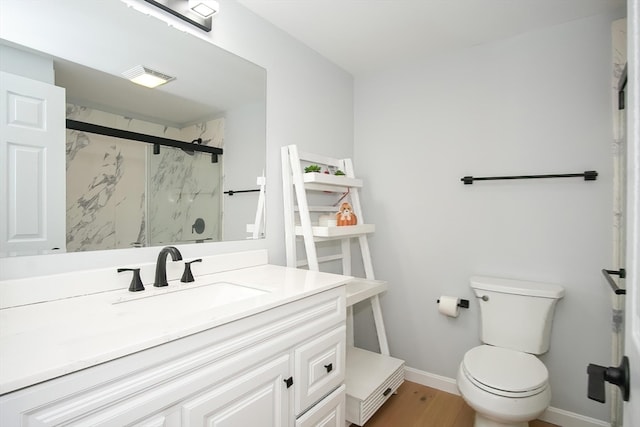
[0,287,346,427]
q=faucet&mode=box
[154,246,183,287]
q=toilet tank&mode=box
[470,276,564,355]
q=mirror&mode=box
[0,1,266,258]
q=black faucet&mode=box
[154,246,183,287]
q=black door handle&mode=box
[284,377,293,388]
[587,356,630,403]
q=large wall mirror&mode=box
[0,0,266,259]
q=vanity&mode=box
[0,250,349,426]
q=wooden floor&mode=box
[363,381,559,427]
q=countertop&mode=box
[0,264,350,395]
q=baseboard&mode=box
[404,366,610,427]
[404,366,460,395]
[538,407,610,427]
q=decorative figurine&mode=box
[336,202,357,226]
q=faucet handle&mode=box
[118,268,145,292]
[181,259,202,283]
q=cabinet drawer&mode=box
[295,384,345,427]
[345,346,405,426]
[295,325,346,415]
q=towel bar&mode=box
[601,268,626,295]
[461,171,598,184]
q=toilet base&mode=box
[457,361,550,427]
[474,412,527,427]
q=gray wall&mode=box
[353,10,623,421]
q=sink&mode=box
[112,281,268,313]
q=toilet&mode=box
[456,276,564,427]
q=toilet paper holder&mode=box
[436,298,469,308]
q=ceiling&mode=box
[236,0,626,76]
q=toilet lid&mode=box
[463,345,548,395]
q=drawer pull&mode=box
[284,377,294,388]
[324,363,333,373]
[383,387,392,396]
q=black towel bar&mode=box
[224,189,260,196]
[601,268,626,295]
[461,171,598,184]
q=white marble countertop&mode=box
[0,264,350,395]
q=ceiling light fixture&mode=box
[189,0,219,18]
[122,66,175,89]
[144,0,218,32]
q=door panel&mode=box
[0,71,65,256]
[181,354,290,427]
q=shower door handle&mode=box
[587,356,630,403]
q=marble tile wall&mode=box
[65,104,224,252]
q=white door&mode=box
[624,2,639,424]
[0,71,66,256]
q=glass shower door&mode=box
[147,145,222,246]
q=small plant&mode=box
[304,164,322,173]
[334,170,345,176]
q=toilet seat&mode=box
[462,345,548,398]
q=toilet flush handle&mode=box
[587,356,630,403]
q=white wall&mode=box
[354,11,623,421]
[0,44,54,84]
[0,0,353,277]
[222,101,266,241]
[179,0,355,263]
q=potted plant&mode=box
[304,164,322,173]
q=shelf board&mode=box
[294,205,337,212]
[295,224,375,239]
[346,278,387,307]
[303,173,363,191]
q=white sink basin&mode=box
[112,282,268,314]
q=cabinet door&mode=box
[295,326,346,415]
[181,354,291,427]
[296,385,345,427]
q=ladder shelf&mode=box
[282,144,404,426]
[345,278,387,307]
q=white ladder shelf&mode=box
[281,145,404,426]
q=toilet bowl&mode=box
[456,276,564,427]
[457,345,551,427]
